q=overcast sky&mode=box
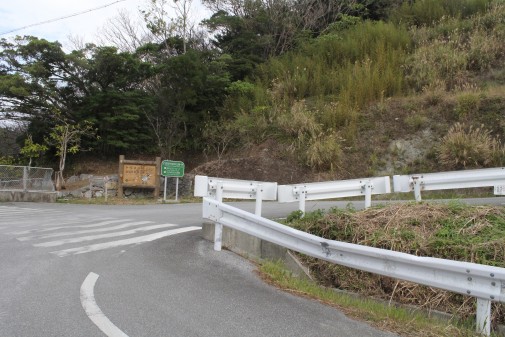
[0,0,211,48]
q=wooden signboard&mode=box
[118,155,161,198]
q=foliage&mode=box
[45,120,96,190]
[202,119,238,160]
[0,156,17,165]
[286,203,505,326]
[454,92,482,116]
[405,2,505,92]
[19,135,48,167]
[392,0,492,26]
[2,1,505,173]
[305,132,343,170]
[437,122,505,169]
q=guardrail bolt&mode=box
[492,282,496,286]
[490,273,494,277]
[466,269,470,273]
[468,277,472,281]
[490,296,495,300]
[467,290,471,294]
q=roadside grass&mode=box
[258,260,483,337]
[282,201,505,333]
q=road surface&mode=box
[0,200,402,337]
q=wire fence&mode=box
[0,165,54,191]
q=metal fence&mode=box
[0,165,54,191]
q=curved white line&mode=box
[80,272,129,337]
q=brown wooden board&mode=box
[118,155,161,198]
[123,164,157,187]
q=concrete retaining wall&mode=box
[202,222,311,280]
[0,190,57,202]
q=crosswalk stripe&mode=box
[51,226,201,257]
[10,217,115,228]
[10,219,130,235]
[17,221,154,241]
[34,224,178,247]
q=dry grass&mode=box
[289,202,505,329]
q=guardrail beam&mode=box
[202,197,505,335]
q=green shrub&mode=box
[304,132,343,170]
[392,0,492,26]
[405,38,468,91]
[0,156,17,165]
[454,92,481,116]
[404,114,428,130]
[437,122,504,169]
[276,100,320,141]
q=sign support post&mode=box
[161,160,185,202]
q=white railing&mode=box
[202,197,505,336]
[194,175,277,215]
[393,167,505,201]
[194,175,277,251]
[278,176,391,212]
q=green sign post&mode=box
[161,160,185,201]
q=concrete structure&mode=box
[202,221,311,280]
[0,190,57,202]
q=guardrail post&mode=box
[476,298,491,336]
[412,176,422,201]
[255,184,263,216]
[364,181,372,209]
[214,182,224,251]
[298,186,306,216]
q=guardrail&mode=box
[393,167,505,201]
[277,176,390,212]
[194,175,277,251]
[203,197,505,335]
[0,165,54,192]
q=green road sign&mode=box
[161,160,185,177]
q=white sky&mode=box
[0,0,211,48]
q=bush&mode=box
[392,0,492,26]
[438,122,504,169]
[276,100,321,141]
[304,132,343,170]
[454,92,481,116]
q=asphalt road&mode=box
[0,200,402,337]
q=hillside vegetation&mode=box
[214,0,505,178]
[1,0,505,182]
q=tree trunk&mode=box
[55,171,64,191]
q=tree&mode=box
[19,135,48,167]
[0,36,87,124]
[97,9,151,52]
[141,0,199,55]
[0,37,157,157]
[45,119,95,190]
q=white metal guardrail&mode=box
[203,197,505,336]
[195,175,277,251]
[277,176,391,212]
[393,167,505,201]
[194,175,277,215]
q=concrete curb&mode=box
[202,222,311,280]
[0,190,57,202]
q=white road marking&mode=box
[80,272,129,337]
[52,226,201,257]
[11,219,130,235]
[17,221,154,241]
[34,223,178,247]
